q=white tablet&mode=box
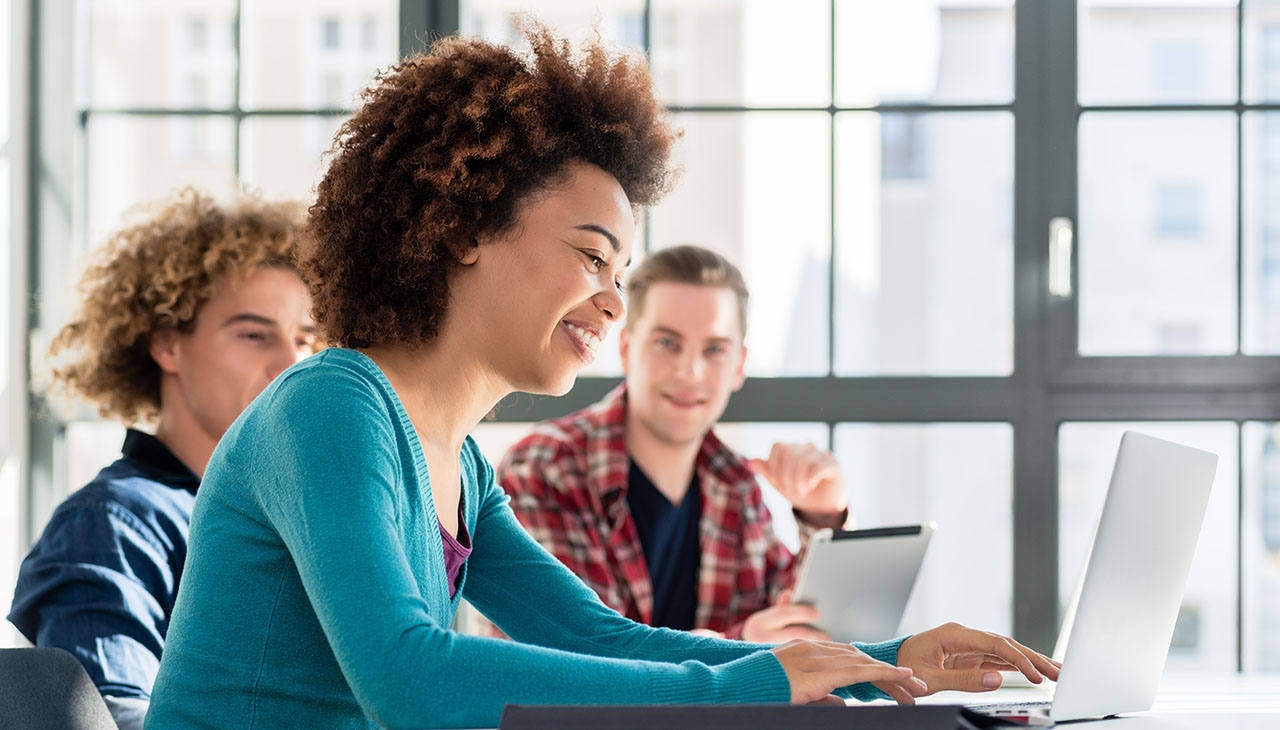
[791,523,935,643]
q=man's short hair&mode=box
[625,245,749,336]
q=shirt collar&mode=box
[582,384,632,508]
[121,428,201,495]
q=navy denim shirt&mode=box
[8,429,198,700]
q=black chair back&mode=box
[0,647,118,730]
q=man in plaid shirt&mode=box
[497,246,851,642]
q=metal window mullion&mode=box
[400,0,459,58]
[496,376,1025,424]
[233,0,243,181]
[12,0,34,552]
[1080,102,1280,112]
[1239,112,1246,359]
[1237,0,1247,675]
[84,108,352,117]
[1049,389,1280,421]
[1238,420,1245,673]
[1240,1,1246,105]
[1238,1,1246,359]
[643,0,651,60]
[74,0,88,261]
[27,0,79,546]
[827,0,837,378]
[667,103,1013,114]
[497,376,1280,424]
[1052,354,1280,387]
[643,0,652,256]
[1011,0,1079,653]
[1233,102,1244,671]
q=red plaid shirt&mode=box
[495,384,823,638]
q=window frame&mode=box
[474,1,1280,664]
[20,0,1280,666]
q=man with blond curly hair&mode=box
[7,188,317,730]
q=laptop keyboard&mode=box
[967,700,1053,712]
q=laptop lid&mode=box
[1049,431,1217,722]
[1052,517,1096,663]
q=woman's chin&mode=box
[544,372,579,397]
[514,368,579,398]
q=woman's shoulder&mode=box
[274,348,383,391]
[261,349,399,416]
[225,349,402,459]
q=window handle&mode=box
[1049,217,1074,298]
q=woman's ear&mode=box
[457,243,481,266]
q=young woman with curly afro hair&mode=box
[146,25,1056,730]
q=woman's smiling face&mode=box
[448,161,634,396]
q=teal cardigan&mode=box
[145,349,903,729]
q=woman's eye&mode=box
[579,248,608,272]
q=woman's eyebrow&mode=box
[574,224,620,253]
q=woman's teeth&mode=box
[565,322,601,352]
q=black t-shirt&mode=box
[625,460,702,631]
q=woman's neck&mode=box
[359,339,506,459]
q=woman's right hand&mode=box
[769,640,929,705]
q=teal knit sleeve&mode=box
[835,638,909,702]
[250,367,792,729]
[463,443,906,701]
[463,461,770,666]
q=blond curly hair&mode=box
[49,188,306,425]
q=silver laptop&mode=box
[970,430,1217,724]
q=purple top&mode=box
[441,500,471,598]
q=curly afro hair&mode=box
[48,188,306,425]
[300,23,680,348]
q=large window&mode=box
[32,0,399,515]
[467,0,1021,637]
[1071,0,1280,671]
[14,1,1280,668]
[1059,423,1240,672]
[463,1,1280,669]
[83,1,396,251]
